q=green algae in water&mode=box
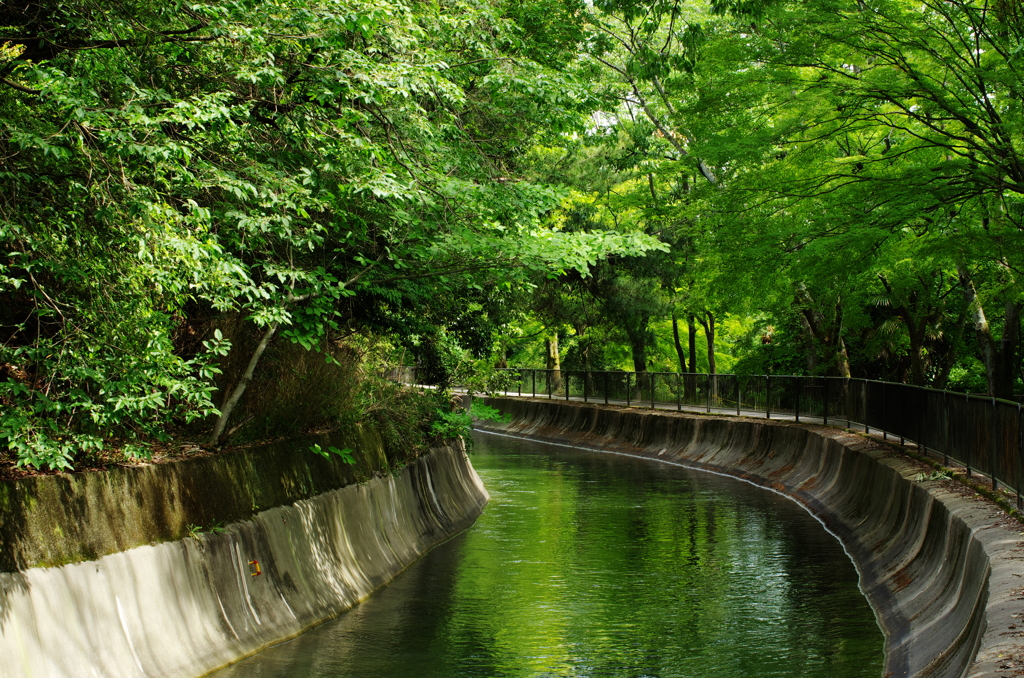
[212,432,885,678]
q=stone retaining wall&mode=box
[477,397,1022,678]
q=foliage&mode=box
[430,409,474,443]
[460,359,523,395]
[5,0,1024,473]
[187,521,226,540]
[429,399,511,449]
[308,444,356,465]
[0,328,230,470]
[496,0,1024,397]
[0,0,664,468]
[914,469,953,483]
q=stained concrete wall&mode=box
[478,397,1023,678]
[0,427,401,571]
[0,443,488,678]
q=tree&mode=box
[581,0,1024,392]
[0,0,665,467]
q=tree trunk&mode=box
[957,264,1020,399]
[835,335,852,378]
[1000,299,1021,399]
[799,313,819,373]
[959,265,1000,395]
[907,324,927,385]
[696,312,716,375]
[578,331,592,373]
[207,321,278,445]
[931,311,967,390]
[629,331,649,393]
[545,334,562,393]
[688,315,697,372]
[696,311,716,402]
[672,313,687,373]
[879,275,927,385]
[794,284,850,377]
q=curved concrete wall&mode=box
[0,444,488,678]
[0,426,408,571]
[478,397,1023,678]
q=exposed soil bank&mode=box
[0,443,488,678]
[477,397,1024,678]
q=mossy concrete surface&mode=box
[478,397,1022,678]
[0,443,488,678]
[0,427,398,571]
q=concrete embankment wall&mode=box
[0,442,488,678]
[0,427,403,572]
[478,397,1021,678]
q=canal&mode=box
[211,431,885,677]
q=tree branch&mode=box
[0,77,40,95]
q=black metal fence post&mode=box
[584,371,588,403]
[943,390,949,466]
[965,392,971,477]
[991,396,997,491]
[823,378,829,426]
[736,378,741,416]
[626,373,632,407]
[795,376,801,423]
[846,378,851,429]
[898,383,905,444]
[532,369,536,398]
[565,372,570,401]
[920,386,927,456]
[881,382,886,441]
[706,374,711,413]
[604,371,609,405]
[651,374,656,409]
[864,382,869,434]
[547,370,552,399]
[766,375,771,419]
[1018,403,1022,510]
[677,373,682,411]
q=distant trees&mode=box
[500,0,1024,398]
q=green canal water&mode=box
[212,431,885,678]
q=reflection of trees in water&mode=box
[211,436,882,678]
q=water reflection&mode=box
[212,432,884,677]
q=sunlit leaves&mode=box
[0,0,668,467]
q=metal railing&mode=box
[385,366,1024,508]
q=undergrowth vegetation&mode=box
[209,327,474,462]
[0,317,476,473]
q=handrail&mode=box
[383,366,1024,509]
